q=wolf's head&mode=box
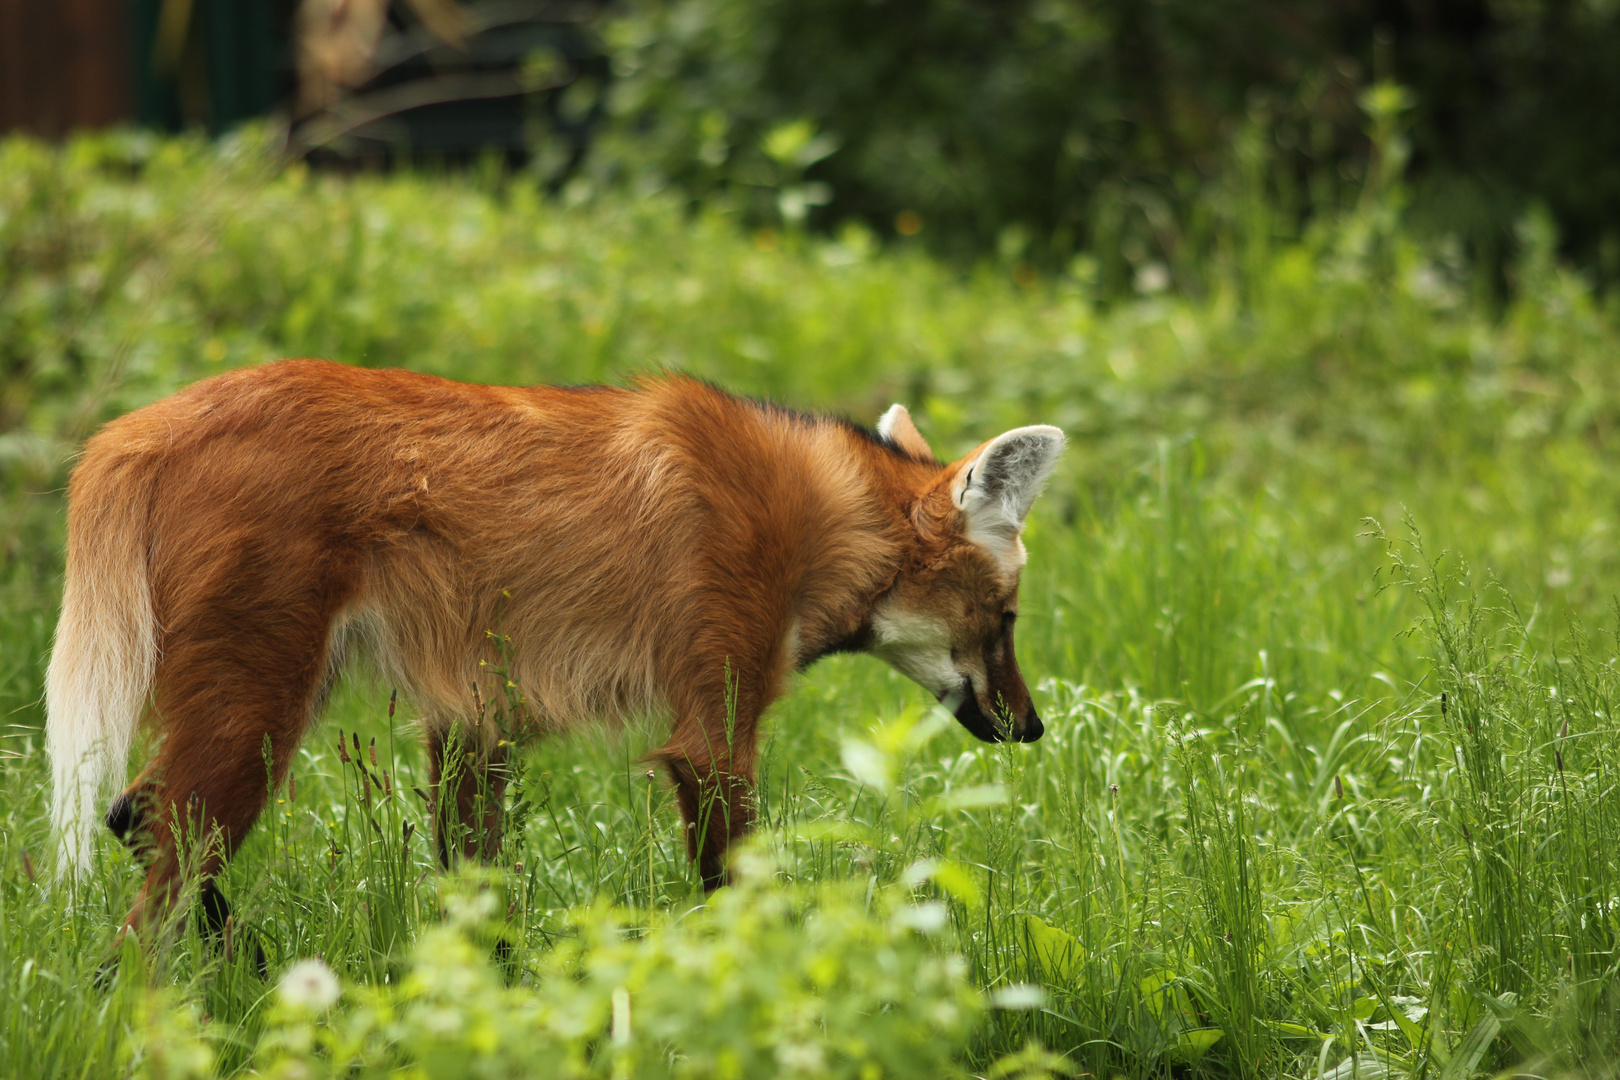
[868,405,1065,743]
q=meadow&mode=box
[4,130,1620,1078]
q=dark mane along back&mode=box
[730,384,940,465]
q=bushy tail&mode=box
[46,472,156,878]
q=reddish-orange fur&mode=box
[52,359,1055,936]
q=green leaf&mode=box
[790,820,868,845]
[762,119,839,169]
[1140,970,1190,1021]
[931,860,984,908]
[1177,1028,1224,1055]
[921,784,1009,817]
[839,738,891,793]
[1437,1011,1500,1080]
[1021,915,1082,982]
[1387,1000,1428,1052]
[901,857,983,907]
[1322,1053,1402,1080]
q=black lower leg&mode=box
[198,879,231,936]
[105,790,143,846]
[429,730,507,868]
[197,880,267,976]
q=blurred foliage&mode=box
[230,865,981,1080]
[601,0,1620,292]
[4,127,1618,606]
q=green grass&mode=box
[5,129,1620,1077]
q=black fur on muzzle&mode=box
[942,679,1043,743]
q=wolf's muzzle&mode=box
[945,679,1043,743]
[1018,710,1044,742]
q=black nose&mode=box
[1019,711,1044,743]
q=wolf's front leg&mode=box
[663,756,755,889]
[655,674,767,889]
[427,724,509,867]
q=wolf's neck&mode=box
[783,432,928,671]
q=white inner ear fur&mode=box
[876,403,934,460]
[954,425,1065,568]
[876,404,910,442]
[869,603,962,699]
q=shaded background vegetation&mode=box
[9,0,1620,290]
[604,0,1620,292]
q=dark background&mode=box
[5,0,1617,293]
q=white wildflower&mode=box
[420,1006,464,1036]
[443,889,499,928]
[989,983,1047,1010]
[892,901,949,934]
[278,957,340,1012]
[776,1042,826,1073]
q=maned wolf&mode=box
[47,359,1064,937]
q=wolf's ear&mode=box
[953,425,1066,541]
[877,404,935,460]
